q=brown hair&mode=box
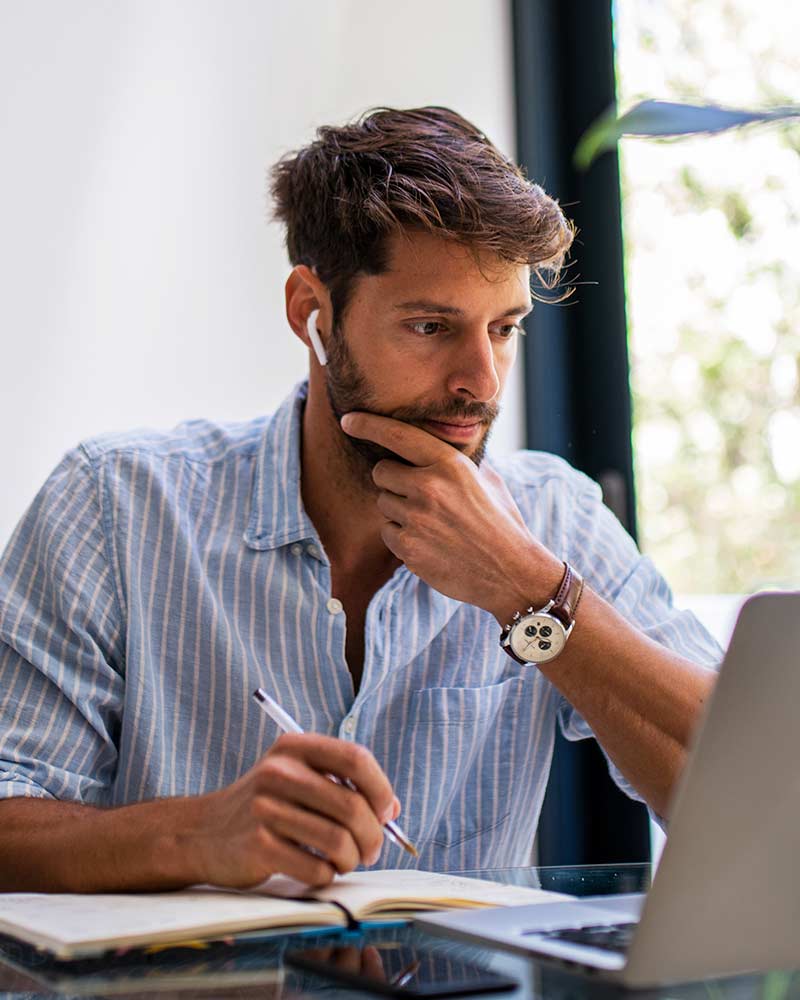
[269,106,574,322]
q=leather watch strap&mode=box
[550,562,584,628]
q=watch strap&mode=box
[550,562,584,628]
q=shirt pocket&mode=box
[400,674,539,849]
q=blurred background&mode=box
[618,0,800,602]
[1,0,797,866]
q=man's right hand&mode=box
[186,733,400,889]
[0,735,400,893]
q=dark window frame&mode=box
[511,0,651,865]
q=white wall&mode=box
[0,0,522,547]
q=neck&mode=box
[300,380,400,576]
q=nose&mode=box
[445,330,502,403]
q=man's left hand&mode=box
[341,412,562,619]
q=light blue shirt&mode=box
[0,380,721,871]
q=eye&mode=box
[407,321,447,337]
[495,324,524,340]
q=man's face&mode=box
[321,229,532,477]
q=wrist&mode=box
[489,545,565,627]
[161,793,220,888]
[498,560,586,667]
[102,795,211,891]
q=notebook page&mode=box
[0,889,341,957]
[267,869,573,916]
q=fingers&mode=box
[375,490,407,525]
[372,459,417,496]
[267,733,395,824]
[257,756,384,867]
[253,795,361,874]
[379,521,405,561]
[341,412,450,466]
[255,831,337,887]
[197,735,401,888]
[256,735,394,866]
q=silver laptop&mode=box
[416,592,800,988]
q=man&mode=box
[0,107,720,893]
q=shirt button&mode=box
[290,543,302,556]
[327,597,344,615]
[343,717,356,734]
[307,544,319,559]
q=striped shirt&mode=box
[0,380,722,871]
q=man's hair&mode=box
[269,106,574,322]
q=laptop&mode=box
[416,592,800,988]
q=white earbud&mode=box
[306,309,328,367]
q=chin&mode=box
[460,435,490,468]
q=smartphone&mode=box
[285,939,518,997]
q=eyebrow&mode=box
[392,299,533,319]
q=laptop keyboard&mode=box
[527,922,637,954]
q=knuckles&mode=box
[276,731,306,750]
[255,752,302,791]
[342,740,376,776]
[341,786,372,825]
[418,478,446,510]
[250,793,282,826]
[255,824,278,855]
[326,824,354,862]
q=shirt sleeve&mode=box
[557,478,724,820]
[0,447,126,804]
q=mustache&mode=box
[388,398,499,426]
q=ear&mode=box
[285,265,331,367]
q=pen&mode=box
[252,687,418,858]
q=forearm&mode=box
[0,795,208,892]
[492,567,717,819]
[0,736,395,893]
[547,588,715,816]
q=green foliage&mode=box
[575,99,800,171]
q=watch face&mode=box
[510,613,567,663]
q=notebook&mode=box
[416,592,800,988]
[0,868,568,959]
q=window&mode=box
[615,0,800,604]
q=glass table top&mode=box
[0,864,794,999]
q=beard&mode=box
[323,325,499,483]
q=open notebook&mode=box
[0,869,569,959]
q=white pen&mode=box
[253,687,418,858]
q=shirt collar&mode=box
[244,379,318,551]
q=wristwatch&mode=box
[500,562,584,665]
